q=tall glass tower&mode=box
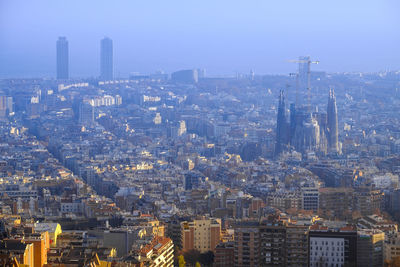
[100,37,113,80]
[56,37,69,79]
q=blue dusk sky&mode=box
[0,0,399,78]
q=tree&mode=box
[184,249,201,266]
[199,251,214,266]
[178,255,186,267]
[385,256,400,267]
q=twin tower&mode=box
[56,37,113,80]
[275,89,339,156]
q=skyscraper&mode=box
[309,225,357,266]
[56,37,69,79]
[327,88,339,153]
[100,37,113,80]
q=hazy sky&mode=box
[0,0,399,78]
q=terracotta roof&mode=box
[140,237,172,257]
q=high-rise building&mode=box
[214,242,234,267]
[22,232,50,267]
[234,219,309,267]
[259,223,287,266]
[100,37,113,80]
[327,88,339,153]
[286,225,309,266]
[309,225,357,267]
[353,188,383,216]
[319,188,354,219]
[181,218,221,253]
[387,189,400,221]
[357,229,384,267]
[7,97,12,111]
[384,233,400,263]
[234,222,260,267]
[0,96,9,117]
[56,37,69,79]
[302,186,319,212]
[2,96,13,115]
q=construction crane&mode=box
[288,58,319,111]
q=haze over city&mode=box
[1,0,400,78]
[1,1,400,267]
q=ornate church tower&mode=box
[275,90,289,155]
[327,88,339,153]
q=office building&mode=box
[100,37,113,80]
[302,186,319,212]
[309,225,357,267]
[56,37,69,79]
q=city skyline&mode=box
[1,0,399,78]
[1,1,400,266]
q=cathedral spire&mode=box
[275,90,289,156]
[327,88,339,153]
